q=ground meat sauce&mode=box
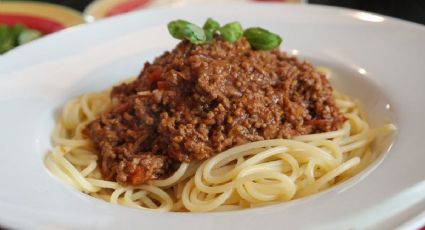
[83,37,345,186]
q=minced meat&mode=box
[83,37,345,186]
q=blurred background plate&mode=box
[84,0,151,20]
[0,1,84,34]
[83,0,302,21]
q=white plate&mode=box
[1,3,425,229]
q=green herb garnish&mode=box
[0,24,42,54]
[244,27,282,50]
[218,22,243,43]
[203,18,220,42]
[167,20,206,45]
[167,18,282,50]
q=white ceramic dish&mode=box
[0,3,425,229]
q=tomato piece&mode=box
[149,68,163,82]
[130,166,145,185]
[156,81,168,90]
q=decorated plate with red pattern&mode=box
[0,1,84,34]
[84,0,302,20]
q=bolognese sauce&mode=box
[83,37,345,186]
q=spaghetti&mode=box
[45,86,395,212]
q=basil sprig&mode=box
[167,18,282,50]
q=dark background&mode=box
[309,0,425,25]
[23,0,425,25]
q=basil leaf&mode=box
[167,20,191,39]
[168,20,206,44]
[243,27,282,50]
[185,24,206,44]
[203,18,220,41]
[219,22,243,43]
